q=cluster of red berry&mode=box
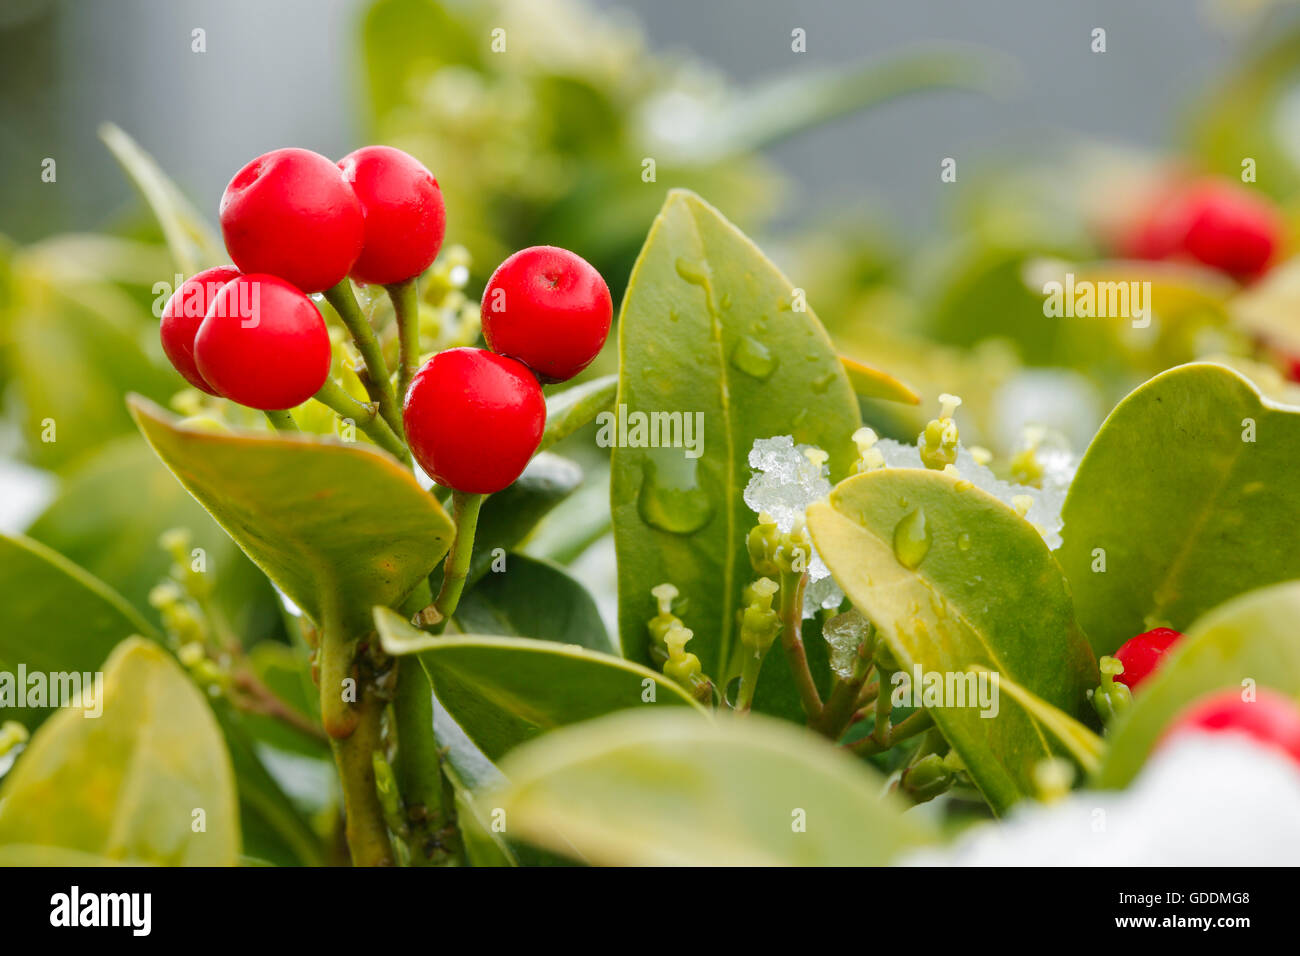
[159,144,612,494]
[1109,626,1300,766]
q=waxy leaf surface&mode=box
[1058,363,1300,655]
[491,710,931,865]
[613,189,861,682]
[808,467,1097,813]
[131,396,453,635]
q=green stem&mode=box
[318,596,393,866]
[385,278,422,401]
[779,570,822,720]
[323,279,404,440]
[264,409,299,432]
[430,491,484,628]
[814,665,875,740]
[850,706,933,756]
[393,660,462,866]
[313,377,409,462]
[331,690,396,866]
[734,648,764,714]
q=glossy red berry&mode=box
[337,145,446,286]
[1125,180,1282,282]
[160,265,240,394]
[403,347,545,494]
[219,148,365,293]
[481,245,612,383]
[1113,627,1183,690]
[194,274,332,410]
[1161,688,1300,766]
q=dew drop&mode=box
[730,335,779,380]
[893,506,932,570]
[637,448,714,535]
[811,371,836,393]
[957,532,972,551]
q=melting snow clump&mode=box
[902,737,1300,866]
[743,436,844,617]
[822,609,870,679]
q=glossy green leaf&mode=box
[26,435,281,643]
[490,710,932,865]
[539,374,618,453]
[374,608,700,762]
[130,396,454,635]
[1096,581,1300,789]
[807,467,1098,814]
[100,123,224,275]
[613,189,862,681]
[468,452,582,586]
[0,533,157,727]
[1058,363,1300,656]
[456,553,614,654]
[0,638,238,865]
[969,666,1104,776]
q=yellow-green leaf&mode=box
[0,638,238,865]
[129,396,453,635]
[489,710,931,865]
[807,467,1097,814]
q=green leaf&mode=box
[1096,581,1300,789]
[0,533,158,727]
[468,452,582,586]
[840,355,921,405]
[807,467,1098,814]
[99,123,224,275]
[374,608,701,762]
[1058,363,1300,656]
[129,396,454,636]
[5,265,179,471]
[613,189,862,681]
[490,710,932,865]
[26,435,281,643]
[968,666,1104,776]
[0,638,238,865]
[456,553,614,654]
[539,374,618,453]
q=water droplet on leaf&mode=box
[893,506,932,569]
[730,335,778,380]
[638,448,714,535]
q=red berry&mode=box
[337,145,446,286]
[481,245,612,383]
[1161,688,1300,766]
[194,274,332,410]
[1125,179,1282,282]
[403,347,545,494]
[160,265,241,394]
[1113,627,1183,690]
[219,148,364,293]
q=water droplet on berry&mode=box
[638,448,713,535]
[892,507,932,569]
[730,335,778,380]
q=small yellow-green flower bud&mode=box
[663,622,703,685]
[647,583,683,654]
[1091,655,1132,723]
[739,577,781,652]
[746,512,782,577]
[918,393,962,470]
[852,426,886,473]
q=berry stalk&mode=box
[323,279,404,440]
[385,278,422,400]
[313,376,409,462]
[431,490,485,625]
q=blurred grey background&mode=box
[0,0,1233,243]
